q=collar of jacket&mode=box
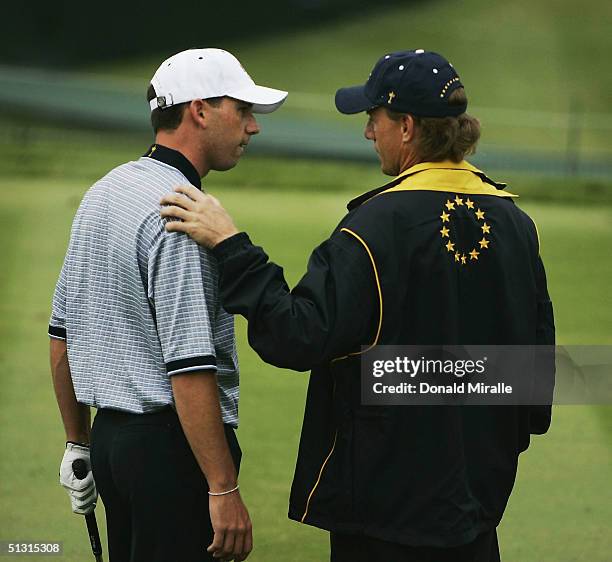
[347,160,516,211]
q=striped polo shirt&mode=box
[49,144,239,426]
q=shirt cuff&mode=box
[212,232,252,261]
[48,325,67,340]
[166,355,217,376]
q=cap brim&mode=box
[335,85,376,114]
[228,84,288,114]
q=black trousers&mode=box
[90,408,241,562]
[330,527,501,562]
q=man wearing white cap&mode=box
[49,48,286,562]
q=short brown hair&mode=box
[145,86,225,133]
[387,88,481,163]
[146,84,188,133]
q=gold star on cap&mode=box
[440,226,450,238]
[387,91,396,104]
[461,254,467,265]
[475,209,485,220]
[446,241,455,252]
[455,252,461,262]
[440,211,450,223]
[465,198,475,210]
[454,195,464,206]
[479,237,490,249]
[445,200,455,211]
[469,249,480,260]
[481,223,491,234]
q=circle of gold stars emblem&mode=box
[439,195,492,266]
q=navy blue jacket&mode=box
[212,160,555,547]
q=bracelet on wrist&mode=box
[208,484,239,496]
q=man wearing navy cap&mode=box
[160,50,554,561]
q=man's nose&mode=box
[364,124,374,141]
[247,115,260,135]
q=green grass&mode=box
[0,165,611,561]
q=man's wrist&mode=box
[66,439,90,448]
[212,228,240,248]
[212,232,252,259]
[207,477,238,493]
[208,483,240,496]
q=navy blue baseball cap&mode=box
[335,49,467,117]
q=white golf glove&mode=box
[59,442,98,515]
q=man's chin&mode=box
[212,159,240,172]
[376,155,397,177]
[381,163,398,177]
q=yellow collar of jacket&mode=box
[381,160,517,199]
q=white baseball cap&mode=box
[149,48,288,114]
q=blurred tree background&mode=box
[1,0,412,66]
[1,0,610,181]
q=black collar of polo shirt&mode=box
[143,144,202,190]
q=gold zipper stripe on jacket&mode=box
[531,218,541,254]
[331,228,384,362]
[300,430,338,523]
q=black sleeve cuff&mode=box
[166,355,217,376]
[212,232,252,261]
[48,325,67,340]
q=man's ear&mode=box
[400,114,415,143]
[188,99,207,128]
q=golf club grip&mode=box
[84,512,103,555]
[72,458,104,557]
